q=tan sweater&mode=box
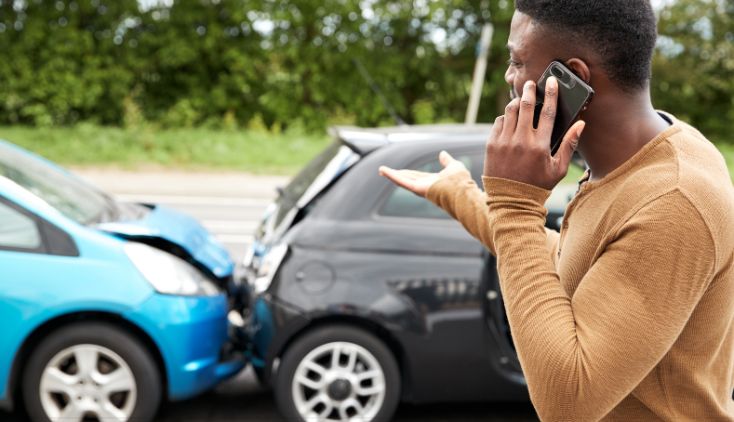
[427,117,734,421]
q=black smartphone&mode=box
[533,61,594,156]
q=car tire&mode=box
[253,365,269,387]
[275,325,400,422]
[22,322,162,422]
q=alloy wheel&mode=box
[39,344,137,422]
[291,341,386,422]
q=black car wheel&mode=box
[275,325,400,422]
[22,322,161,422]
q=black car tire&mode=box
[275,325,401,422]
[22,322,162,422]
[253,365,269,387]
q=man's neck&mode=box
[577,91,671,182]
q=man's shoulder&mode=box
[665,116,728,177]
[663,119,733,225]
[600,117,732,241]
[638,117,734,254]
[617,114,730,206]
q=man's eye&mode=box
[507,58,522,67]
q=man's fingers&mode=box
[516,80,537,134]
[378,166,422,195]
[485,115,504,162]
[379,166,409,182]
[537,76,558,141]
[554,120,586,172]
[489,115,504,142]
[501,99,520,138]
[401,170,431,179]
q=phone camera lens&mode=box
[551,65,563,78]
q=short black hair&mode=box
[515,0,657,91]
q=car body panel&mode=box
[243,124,574,405]
[122,293,243,400]
[97,204,234,278]
[0,236,152,401]
[0,210,245,406]
[0,141,245,409]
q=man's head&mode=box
[506,0,657,99]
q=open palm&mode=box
[378,151,470,198]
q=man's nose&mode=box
[504,66,514,87]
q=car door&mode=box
[370,147,529,403]
[0,196,78,401]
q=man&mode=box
[380,1,734,420]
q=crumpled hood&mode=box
[97,204,234,279]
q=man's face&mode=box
[505,11,556,100]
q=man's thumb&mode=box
[439,150,456,168]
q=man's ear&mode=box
[565,58,591,85]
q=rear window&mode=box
[0,142,112,225]
[379,150,483,219]
[274,142,358,228]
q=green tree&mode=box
[0,0,139,125]
[134,0,265,128]
[652,0,734,143]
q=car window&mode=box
[273,142,359,229]
[0,142,114,225]
[379,151,483,220]
[0,200,41,250]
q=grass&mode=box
[0,124,331,175]
[0,124,732,180]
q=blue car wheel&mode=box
[21,322,162,422]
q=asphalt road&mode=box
[1,169,537,421]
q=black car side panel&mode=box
[256,139,536,404]
[269,238,527,402]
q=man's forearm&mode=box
[427,172,559,261]
[427,171,499,254]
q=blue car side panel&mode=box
[0,243,153,400]
[0,208,243,404]
[123,294,239,400]
[0,140,244,407]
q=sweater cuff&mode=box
[426,171,474,205]
[481,176,551,205]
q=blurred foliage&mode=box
[0,0,731,143]
[652,0,734,143]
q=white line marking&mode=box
[203,220,258,231]
[203,220,257,235]
[115,194,273,207]
[216,234,254,243]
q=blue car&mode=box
[0,140,246,421]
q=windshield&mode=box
[0,142,115,225]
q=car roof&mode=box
[330,124,493,155]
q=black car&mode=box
[239,124,576,422]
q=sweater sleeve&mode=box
[426,171,560,261]
[483,176,716,421]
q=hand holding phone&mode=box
[483,63,588,190]
[533,61,594,155]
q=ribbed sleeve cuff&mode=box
[426,171,474,206]
[481,176,551,205]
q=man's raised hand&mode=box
[484,76,586,190]
[378,151,469,197]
